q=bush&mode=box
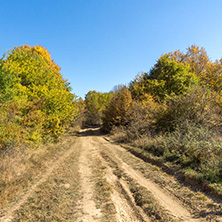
[160,123,222,182]
[122,95,163,141]
[0,102,26,150]
[155,87,221,132]
[102,87,132,132]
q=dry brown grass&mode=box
[12,141,81,221]
[92,158,116,222]
[0,127,79,216]
[110,126,128,143]
[112,142,222,221]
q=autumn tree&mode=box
[129,55,198,101]
[129,72,150,101]
[0,45,78,144]
[84,90,113,126]
[102,87,132,131]
[169,45,222,92]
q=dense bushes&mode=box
[0,45,78,150]
[155,87,222,132]
[160,124,222,182]
[99,45,222,185]
[102,87,132,131]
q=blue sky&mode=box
[1,0,222,98]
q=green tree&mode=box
[0,45,78,141]
[169,45,222,92]
[84,90,113,126]
[129,73,150,101]
[130,55,199,101]
[102,87,132,131]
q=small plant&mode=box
[159,123,222,183]
[155,86,221,132]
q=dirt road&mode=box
[1,128,222,221]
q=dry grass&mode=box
[109,126,128,143]
[109,122,222,198]
[92,158,116,222]
[112,143,222,221]
[0,127,79,216]
[13,140,81,221]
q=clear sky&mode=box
[1,0,222,98]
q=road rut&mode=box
[1,127,221,222]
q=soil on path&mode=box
[1,127,221,222]
[76,134,102,221]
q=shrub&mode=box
[102,87,132,132]
[161,123,222,182]
[0,102,26,150]
[123,95,163,141]
[155,86,221,132]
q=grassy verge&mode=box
[120,141,222,200]
[13,138,81,221]
[105,137,222,220]
[0,127,79,216]
[109,124,222,200]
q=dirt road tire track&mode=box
[98,150,150,222]
[76,135,102,221]
[78,129,148,222]
[94,136,199,221]
[1,127,221,222]
[0,137,80,222]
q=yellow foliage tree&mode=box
[102,87,132,131]
[0,45,78,145]
[169,45,222,92]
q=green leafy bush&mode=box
[155,87,221,131]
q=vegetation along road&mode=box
[1,127,222,222]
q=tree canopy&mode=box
[0,45,78,145]
[130,54,199,101]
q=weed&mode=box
[13,145,81,221]
[92,159,116,221]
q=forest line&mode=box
[0,44,222,197]
[84,45,222,196]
